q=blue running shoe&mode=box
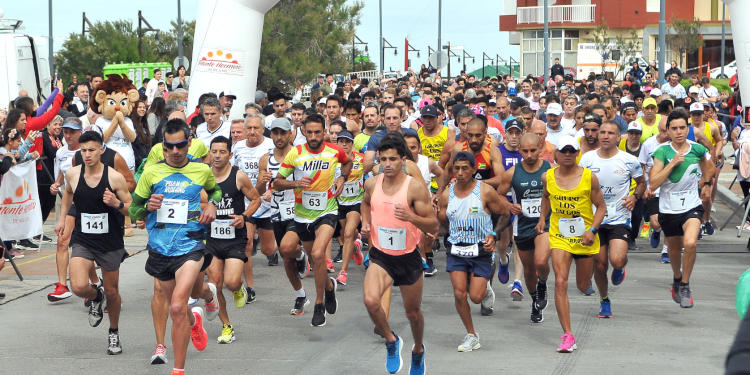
[598,298,613,318]
[511,280,524,301]
[410,345,426,375]
[649,229,661,248]
[385,334,403,374]
[498,254,510,284]
[582,285,595,296]
[611,268,626,286]
[363,252,370,269]
[660,252,670,264]
[704,221,714,235]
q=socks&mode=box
[680,282,689,287]
[600,296,609,302]
[172,369,185,375]
[109,328,118,334]
[296,253,305,261]
[653,228,661,233]
[295,288,306,298]
[499,253,509,266]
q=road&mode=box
[0,198,748,375]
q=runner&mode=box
[256,117,312,316]
[649,109,714,308]
[537,135,606,352]
[577,113,602,162]
[232,113,275,303]
[361,133,437,374]
[498,132,552,323]
[639,119,672,263]
[55,130,132,355]
[274,113,352,327]
[438,151,509,352]
[333,130,365,286]
[417,104,455,193]
[687,102,721,236]
[578,121,645,318]
[206,136,262,343]
[130,119,223,375]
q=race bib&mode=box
[450,243,479,258]
[81,213,108,234]
[210,219,235,239]
[302,191,327,210]
[279,200,295,221]
[340,181,361,198]
[157,199,189,224]
[521,198,542,218]
[669,190,690,209]
[558,217,585,237]
[377,226,407,251]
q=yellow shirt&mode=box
[547,167,600,255]
[637,114,661,143]
[417,125,448,191]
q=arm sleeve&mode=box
[129,194,149,221]
[202,167,223,203]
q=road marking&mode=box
[13,253,56,266]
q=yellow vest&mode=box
[547,167,600,255]
[417,126,449,191]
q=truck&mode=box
[0,15,52,110]
[102,62,173,86]
[576,42,647,81]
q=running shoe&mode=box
[611,268,626,286]
[217,324,235,344]
[246,287,256,304]
[363,251,370,269]
[698,225,704,240]
[598,298,613,318]
[326,257,335,273]
[410,345,426,375]
[233,287,247,308]
[333,250,343,263]
[267,252,279,266]
[8,248,24,259]
[47,282,72,302]
[335,270,348,286]
[424,256,437,277]
[205,282,219,321]
[627,241,638,251]
[188,297,198,306]
[290,296,309,315]
[296,252,310,279]
[311,303,326,327]
[670,280,681,304]
[457,333,481,352]
[530,293,543,323]
[650,229,661,248]
[325,277,338,314]
[556,333,577,353]
[35,234,53,242]
[171,370,184,375]
[17,239,38,249]
[511,280,524,301]
[190,307,208,351]
[679,284,694,308]
[107,331,122,355]
[352,236,364,265]
[536,280,548,310]
[150,344,167,365]
[660,251,670,264]
[385,334,403,374]
[498,255,510,284]
[582,284,596,296]
[88,285,104,327]
[480,283,495,316]
[704,220,715,235]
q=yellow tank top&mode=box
[547,167,600,255]
[637,114,661,143]
[418,126,448,191]
[701,121,716,146]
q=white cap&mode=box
[689,85,701,94]
[689,102,704,113]
[556,135,580,151]
[318,97,327,105]
[627,121,642,133]
[546,102,563,116]
[507,82,516,89]
[650,88,662,97]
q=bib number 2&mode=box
[157,199,189,224]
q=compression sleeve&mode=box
[129,194,149,221]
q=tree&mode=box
[669,17,703,69]
[614,28,642,80]
[258,0,364,91]
[591,21,614,76]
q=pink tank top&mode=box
[370,174,421,255]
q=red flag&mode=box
[707,61,711,79]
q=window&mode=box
[565,30,579,38]
[552,29,563,38]
[523,52,536,76]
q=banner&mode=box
[0,160,43,241]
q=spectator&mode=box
[699,77,719,103]
[36,115,63,234]
[665,60,682,79]
[660,72,687,99]
[550,57,565,79]
[628,61,645,84]
[68,82,89,117]
[145,68,162,105]
[146,96,167,136]
[129,100,150,168]
[172,65,190,90]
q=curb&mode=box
[718,184,744,211]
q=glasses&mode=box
[558,147,578,154]
[163,140,189,150]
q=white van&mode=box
[576,42,647,81]
[0,19,52,110]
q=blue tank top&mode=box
[446,180,495,248]
[499,144,521,171]
[687,126,696,142]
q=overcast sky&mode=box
[2,0,516,74]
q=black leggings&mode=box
[741,181,750,223]
[630,198,645,243]
[37,184,56,223]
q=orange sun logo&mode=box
[201,49,239,64]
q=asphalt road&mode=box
[0,198,748,375]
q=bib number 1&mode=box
[377,226,407,251]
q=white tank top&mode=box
[231,137,274,186]
[416,154,431,187]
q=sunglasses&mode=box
[163,140,189,150]
[558,147,578,154]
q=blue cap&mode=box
[508,87,517,96]
[62,119,83,130]
[337,130,354,141]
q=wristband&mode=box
[589,226,598,235]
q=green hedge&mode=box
[680,78,732,93]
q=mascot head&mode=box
[90,74,139,119]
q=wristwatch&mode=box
[589,226,599,235]
[242,214,251,222]
[118,201,124,209]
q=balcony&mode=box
[517,4,596,24]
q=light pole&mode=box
[442,43,460,80]
[177,0,183,68]
[353,34,368,73]
[658,0,666,83]
[720,1,726,78]
[482,53,494,78]
[382,38,397,73]
[460,50,475,76]
[509,56,519,77]
[543,0,550,84]
[405,40,420,71]
[48,0,53,76]
[379,0,383,77]
[437,0,442,70]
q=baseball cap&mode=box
[495,83,507,92]
[508,88,517,96]
[627,121,642,133]
[220,90,237,99]
[650,88,662,97]
[83,124,103,138]
[688,86,701,95]
[269,117,292,131]
[337,130,354,141]
[62,119,83,130]
[505,118,523,132]
[689,102,704,114]
[420,105,438,117]
[318,97,327,105]
[556,135,580,151]
[642,97,658,108]
[546,102,563,116]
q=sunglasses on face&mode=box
[164,140,189,150]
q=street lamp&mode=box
[442,43,460,80]
[496,54,508,77]
[352,34,368,73]
[382,38,397,73]
[482,52,494,79]
[460,49,475,76]
[509,56,519,77]
[406,40,420,70]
